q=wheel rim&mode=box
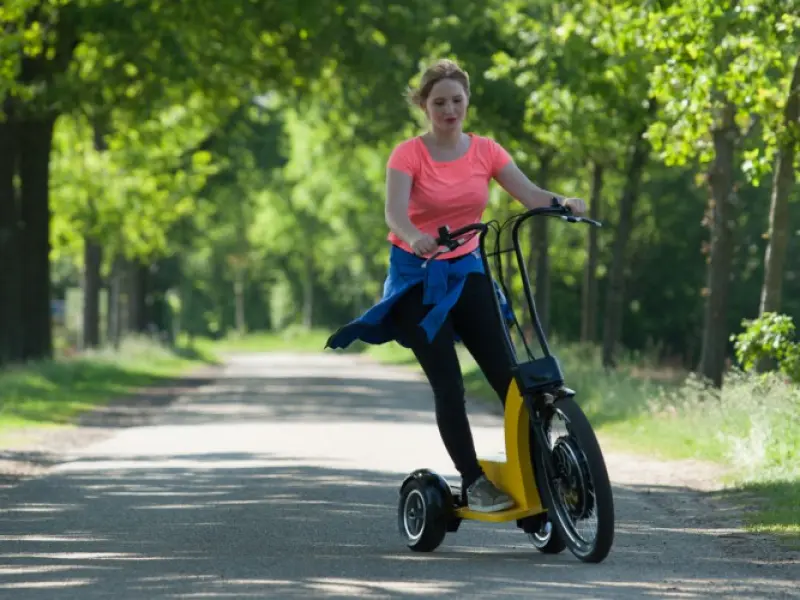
[553,438,594,520]
[403,489,426,542]
[529,519,553,547]
[542,409,599,553]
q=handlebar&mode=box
[424,205,601,265]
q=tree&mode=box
[644,0,798,386]
[759,51,800,316]
[485,0,655,362]
[1,0,443,363]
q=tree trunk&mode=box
[528,153,552,335]
[697,101,738,388]
[107,256,123,349]
[82,119,107,349]
[302,255,314,329]
[82,241,102,349]
[126,261,148,333]
[759,53,800,316]
[0,100,24,366]
[234,271,247,335]
[602,123,651,369]
[19,114,57,361]
[581,161,603,343]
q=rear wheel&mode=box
[535,396,615,563]
[398,481,447,552]
[520,513,567,554]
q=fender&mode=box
[399,468,454,503]
[399,468,462,531]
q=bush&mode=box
[731,313,800,383]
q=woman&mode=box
[327,59,586,513]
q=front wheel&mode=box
[535,396,615,563]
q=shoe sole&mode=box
[466,499,515,513]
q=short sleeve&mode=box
[387,139,418,177]
[486,138,513,177]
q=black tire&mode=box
[398,480,447,552]
[535,396,615,563]
[519,513,567,554]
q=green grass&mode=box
[715,480,800,547]
[0,336,216,433]
[204,328,800,544]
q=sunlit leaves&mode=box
[50,97,220,265]
[642,0,799,176]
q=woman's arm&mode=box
[494,161,565,210]
[385,167,421,245]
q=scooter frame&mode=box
[398,203,612,560]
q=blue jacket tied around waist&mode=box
[326,244,513,350]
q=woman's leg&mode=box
[451,273,514,406]
[442,273,517,510]
[389,284,483,488]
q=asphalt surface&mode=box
[0,352,797,599]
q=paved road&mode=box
[0,353,797,598]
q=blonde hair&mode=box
[407,59,471,107]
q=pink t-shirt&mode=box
[387,133,513,259]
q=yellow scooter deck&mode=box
[455,505,545,522]
[454,379,547,523]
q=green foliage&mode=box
[50,99,219,265]
[643,0,800,176]
[6,0,799,370]
[732,313,800,381]
[486,0,652,164]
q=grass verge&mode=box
[203,329,799,545]
[0,336,216,434]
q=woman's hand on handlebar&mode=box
[563,197,587,215]
[410,233,439,257]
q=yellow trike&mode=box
[398,205,615,563]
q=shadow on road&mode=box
[160,375,466,426]
[0,450,796,599]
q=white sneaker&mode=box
[466,475,515,513]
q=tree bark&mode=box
[601,124,651,369]
[234,271,247,335]
[528,152,553,335]
[302,255,314,328]
[82,241,102,348]
[759,52,800,316]
[126,261,149,333]
[82,119,108,349]
[581,161,603,343]
[107,256,123,349]
[19,114,57,361]
[697,101,738,388]
[0,100,24,366]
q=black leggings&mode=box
[389,271,513,488]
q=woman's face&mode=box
[424,78,468,133]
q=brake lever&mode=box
[559,215,602,227]
[422,238,466,268]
